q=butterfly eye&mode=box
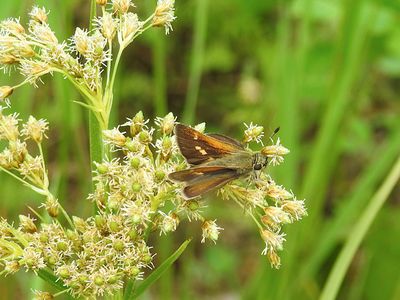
[254,163,262,171]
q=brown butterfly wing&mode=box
[182,169,240,198]
[207,133,245,149]
[169,166,230,182]
[174,124,244,165]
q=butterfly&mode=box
[169,124,274,199]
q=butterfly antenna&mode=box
[270,127,280,140]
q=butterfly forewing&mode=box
[174,124,244,165]
[207,133,245,149]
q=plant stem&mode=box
[88,0,102,215]
[153,31,167,116]
[182,0,208,124]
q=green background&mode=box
[0,0,399,299]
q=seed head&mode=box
[201,220,223,243]
[1,18,25,35]
[281,199,307,221]
[152,0,176,34]
[21,116,48,143]
[155,112,176,135]
[103,128,127,147]
[96,0,108,6]
[44,195,59,218]
[261,138,290,165]
[119,13,142,45]
[159,212,179,235]
[0,112,20,141]
[127,111,147,136]
[112,0,133,15]
[4,260,21,275]
[29,6,48,24]
[98,12,116,41]
[0,86,14,101]
[73,28,90,56]
[19,215,37,233]
[243,122,264,144]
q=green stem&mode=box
[88,0,102,216]
[0,166,45,195]
[320,154,400,300]
[108,46,124,102]
[300,0,371,228]
[152,31,167,116]
[182,0,208,124]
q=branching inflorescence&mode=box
[0,0,306,298]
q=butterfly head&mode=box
[252,152,268,171]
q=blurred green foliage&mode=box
[1,0,399,299]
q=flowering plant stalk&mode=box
[0,0,307,299]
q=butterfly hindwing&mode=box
[182,168,240,198]
[169,166,230,182]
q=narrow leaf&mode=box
[38,269,66,292]
[124,239,191,300]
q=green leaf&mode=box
[124,239,191,300]
[38,269,66,292]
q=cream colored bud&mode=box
[96,0,108,5]
[244,123,264,143]
[100,12,116,40]
[120,13,142,42]
[22,116,48,143]
[260,229,285,251]
[30,6,48,24]
[72,216,87,232]
[45,195,59,218]
[19,215,37,233]
[281,200,307,221]
[201,220,223,243]
[265,183,292,200]
[73,28,89,55]
[0,54,18,65]
[103,128,127,147]
[159,112,176,135]
[0,86,13,100]
[18,44,35,58]
[152,0,176,34]
[2,19,25,34]
[267,249,281,269]
[112,0,132,14]
[4,260,20,274]
[130,111,144,136]
[261,144,290,156]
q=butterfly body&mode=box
[169,124,268,198]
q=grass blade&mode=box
[182,0,209,124]
[320,154,400,300]
[301,129,400,278]
[37,269,66,292]
[124,239,191,299]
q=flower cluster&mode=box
[219,123,307,268]
[0,111,215,298]
[0,1,176,129]
[0,110,306,298]
[0,107,58,215]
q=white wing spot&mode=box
[194,134,198,140]
[195,146,208,155]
